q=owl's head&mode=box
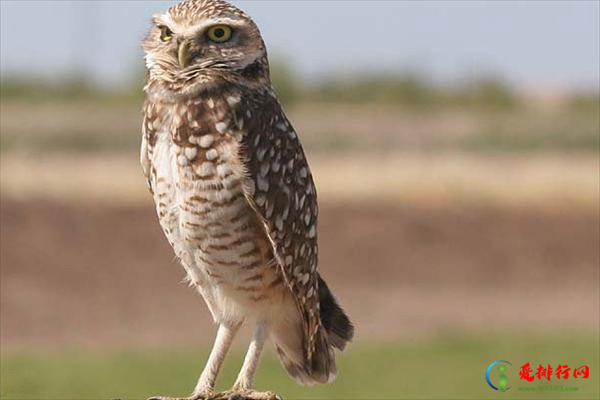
[143,0,269,96]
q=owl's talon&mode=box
[208,389,281,400]
[146,394,211,400]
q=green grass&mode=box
[1,335,598,400]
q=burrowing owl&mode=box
[140,0,353,399]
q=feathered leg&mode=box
[211,323,280,400]
[194,323,241,395]
[233,323,267,390]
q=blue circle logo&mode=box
[486,360,512,391]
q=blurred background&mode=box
[1,1,598,399]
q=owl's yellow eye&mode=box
[207,25,232,43]
[159,26,173,42]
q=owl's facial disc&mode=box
[144,2,269,95]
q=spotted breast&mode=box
[141,85,290,324]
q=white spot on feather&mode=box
[282,204,290,220]
[226,95,241,106]
[206,148,219,161]
[266,200,274,218]
[199,135,214,148]
[257,147,267,162]
[260,162,270,177]
[216,163,231,176]
[196,162,214,177]
[184,147,197,160]
[257,175,269,192]
[275,217,284,231]
[301,273,310,285]
[177,155,188,166]
[215,122,228,134]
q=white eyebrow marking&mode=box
[178,17,248,37]
[161,13,174,27]
[197,16,247,29]
[153,14,248,38]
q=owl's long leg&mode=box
[210,324,280,400]
[193,322,241,395]
[232,322,268,390]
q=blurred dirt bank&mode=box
[1,199,597,350]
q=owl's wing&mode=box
[238,93,321,361]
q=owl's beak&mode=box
[178,40,190,69]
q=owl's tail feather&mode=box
[271,275,354,386]
[274,329,336,386]
[317,275,354,351]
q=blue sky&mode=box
[1,1,599,92]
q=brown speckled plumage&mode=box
[140,0,352,397]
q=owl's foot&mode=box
[146,392,212,400]
[208,389,281,400]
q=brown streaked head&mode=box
[143,0,270,95]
